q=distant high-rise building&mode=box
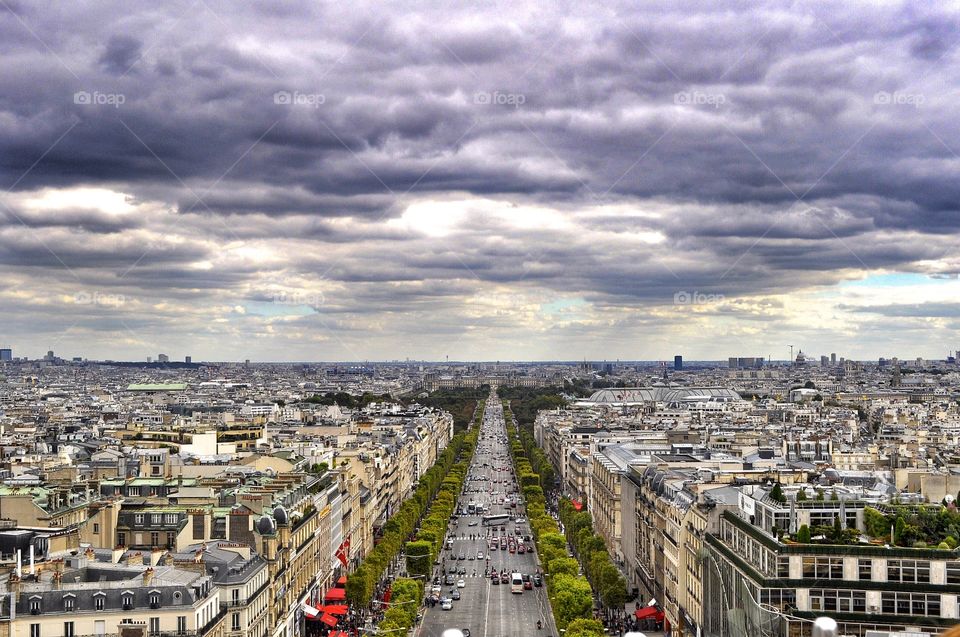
[185,355,192,364]
[44,350,55,361]
[245,359,251,366]
[830,352,836,364]
[157,353,169,363]
[146,356,152,363]
[674,355,683,370]
[820,355,829,367]
[728,357,763,369]
[0,348,11,361]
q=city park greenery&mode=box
[345,402,483,609]
[504,401,628,637]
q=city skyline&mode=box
[2,2,959,360]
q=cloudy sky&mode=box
[2,0,960,362]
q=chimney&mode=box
[143,567,155,586]
[8,573,20,601]
[84,547,96,561]
[52,569,62,590]
[127,552,143,566]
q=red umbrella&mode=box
[319,614,338,627]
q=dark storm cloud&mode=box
[2,0,960,358]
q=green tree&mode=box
[769,483,786,504]
[797,524,811,543]
[796,489,808,502]
[405,541,433,578]
[566,619,606,637]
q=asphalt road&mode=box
[415,393,558,637]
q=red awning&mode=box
[303,603,321,619]
[635,607,664,621]
[336,576,347,587]
[319,613,339,627]
[324,588,346,601]
[323,605,349,615]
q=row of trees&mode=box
[345,403,483,608]
[504,402,598,636]
[498,386,568,425]
[558,499,629,611]
[406,402,485,576]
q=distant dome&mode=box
[273,506,289,525]
[256,515,276,536]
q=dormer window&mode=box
[63,595,75,611]
[29,598,41,614]
[94,592,105,611]
[122,592,134,609]
[149,592,161,608]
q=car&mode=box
[515,517,526,524]
[491,574,500,585]
[445,574,456,585]
[500,573,509,584]
[518,545,526,554]
[431,585,442,594]
[477,551,484,559]
[441,599,453,611]
[468,555,475,560]
[468,521,478,526]
[533,574,542,587]
[451,589,461,600]
[458,566,466,574]
[463,630,471,637]
[457,579,466,588]
[459,553,466,561]
[449,566,458,574]
[522,574,533,590]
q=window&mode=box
[95,595,105,611]
[30,624,40,637]
[64,597,75,611]
[151,531,160,546]
[177,616,187,635]
[947,562,960,585]
[150,592,161,607]
[118,532,126,546]
[149,618,160,635]
[152,514,162,524]
[776,556,790,579]
[167,532,176,547]
[858,559,872,581]
[93,523,100,534]
[30,599,41,614]
[881,592,940,616]
[809,589,866,613]
[134,514,144,525]
[759,589,796,610]
[232,613,241,630]
[165,514,178,525]
[129,487,140,497]
[122,593,134,609]
[64,622,74,637]
[801,557,843,580]
[887,559,930,583]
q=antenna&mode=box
[789,345,794,364]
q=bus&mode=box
[510,572,523,594]
[482,513,510,526]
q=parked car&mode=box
[451,589,461,600]
[457,579,466,588]
[533,574,542,587]
[441,599,453,610]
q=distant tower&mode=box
[674,355,683,371]
[830,353,836,365]
[185,356,192,364]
